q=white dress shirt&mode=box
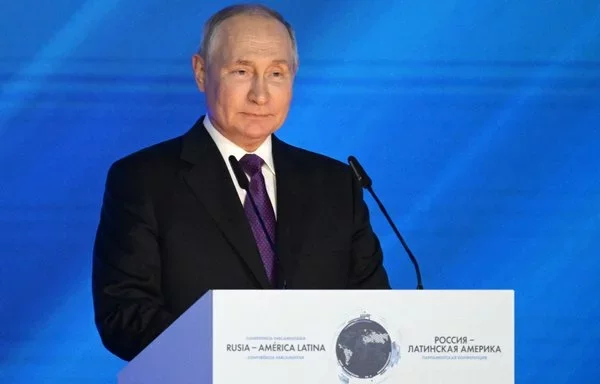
[203,116,277,217]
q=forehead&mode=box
[212,15,293,63]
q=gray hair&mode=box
[198,4,299,73]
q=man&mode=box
[92,4,390,362]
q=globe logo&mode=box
[335,314,400,380]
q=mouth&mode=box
[241,113,272,118]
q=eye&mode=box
[233,69,247,76]
[270,70,285,78]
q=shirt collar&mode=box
[203,115,275,175]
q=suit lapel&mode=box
[272,136,309,283]
[179,117,271,289]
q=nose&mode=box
[248,76,269,105]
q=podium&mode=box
[118,290,514,384]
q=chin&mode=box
[241,121,278,138]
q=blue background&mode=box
[1,1,599,382]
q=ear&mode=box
[192,54,207,92]
[293,57,299,77]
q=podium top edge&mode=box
[204,289,516,293]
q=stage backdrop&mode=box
[1,1,599,383]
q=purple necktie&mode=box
[239,154,277,283]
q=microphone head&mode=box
[348,155,372,188]
[228,155,250,190]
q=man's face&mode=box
[193,15,295,151]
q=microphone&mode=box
[348,155,424,290]
[228,155,287,289]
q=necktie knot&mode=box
[239,154,264,177]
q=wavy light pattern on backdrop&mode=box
[1,1,599,383]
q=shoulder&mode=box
[104,136,184,192]
[276,138,350,176]
[111,137,182,171]
[274,138,359,203]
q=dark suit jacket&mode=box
[92,116,390,361]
